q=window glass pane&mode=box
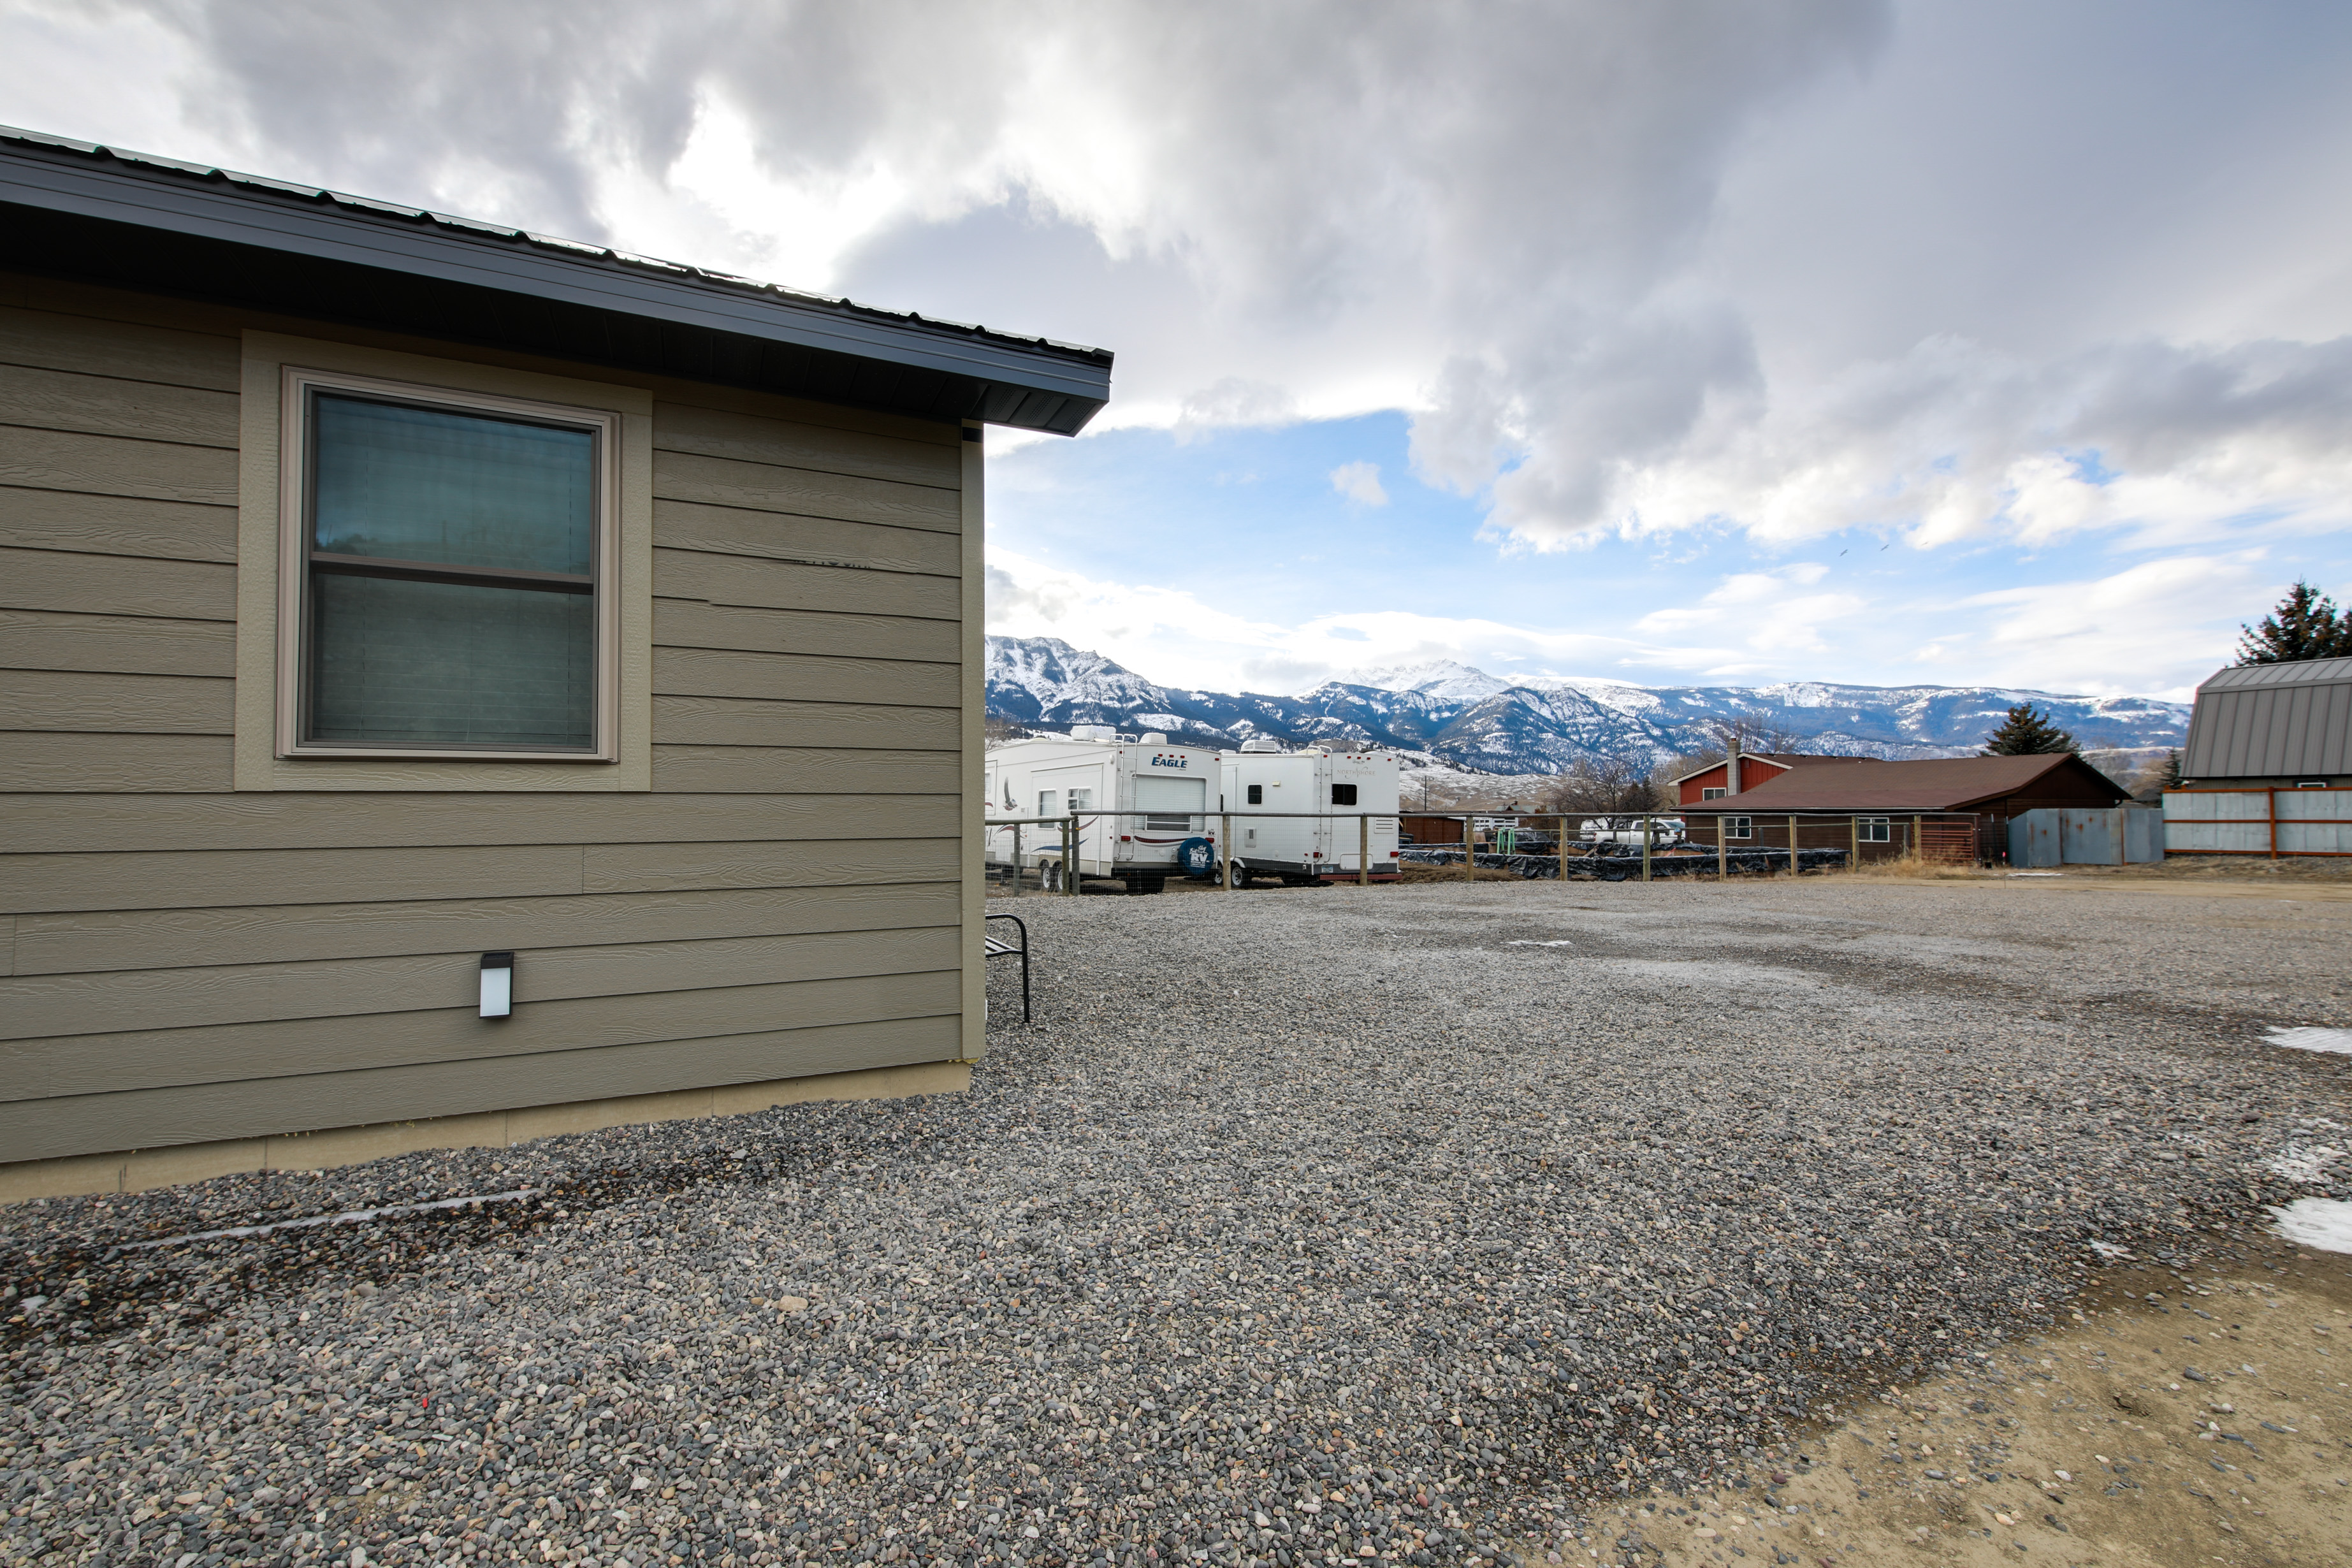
[309,574,593,748]
[312,394,594,574]
[1134,777,1206,812]
[1332,783,1358,806]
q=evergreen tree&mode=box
[2160,749,2182,790]
[2235,580,2352,664]
[1981,703,2080,756]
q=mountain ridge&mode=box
[985,635,2191,774]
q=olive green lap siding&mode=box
[3,791,957,853]
[16,883,959,975]
[0,609,235,677]
[0,285,973,1161]
[0,1013,960,1165]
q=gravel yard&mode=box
[6,878,2350,1568]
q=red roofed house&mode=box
[1670,750,1875,808]
[1678,753,2131,865]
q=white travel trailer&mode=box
[1576,815,1687,846]
[985,729,1220,893]
[1219,741,1402,883]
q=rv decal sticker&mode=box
[1149,754,1187,769]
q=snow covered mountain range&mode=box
[985,635,2193,775]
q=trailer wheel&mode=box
[1042,861,1063,892]
[1224,861,1249,887]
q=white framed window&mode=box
[1332,782,1360,806]
[276,367,621,760]
[1067,788,1093,810]
[1038,790,1062,817]
[1702,786,1728,799]
[1857,816,1892,842]
[1724,815,1753,839]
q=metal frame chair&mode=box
[983,912,1031,1023]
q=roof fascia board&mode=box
[0,148,1112,413]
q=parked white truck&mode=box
[985,729,1219,894]
[1219,740,1402,884]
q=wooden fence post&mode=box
[1912,813,1923,865]
[1223,813,1235,890]
[1560,816,1571,883]
[1066,811,1080,896]
[1011,824,1022,897]
[1717,818,1727,880]
[1641,815,1652,882]
[1788,815,1798,875]
[1463,815,1475,881]
[1849,815,1858,873]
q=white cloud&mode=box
[987,548,1738,693]
[1328,461,1388,507]
[23,1,2351,698]
[1635,563,1862,657]
[1956,553,2264,698]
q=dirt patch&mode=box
[1563,1233,2351,1567]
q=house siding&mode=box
[0,275,976,1170]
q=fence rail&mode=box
[983,808,1938,892]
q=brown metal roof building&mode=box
[2181,657,2352,788]
[1677,753,2131,864]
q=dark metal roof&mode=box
[2182,657,2352,780]
[0,125,1111,434]
[1678,753,2128,813]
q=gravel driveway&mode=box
[6,878,2349,1568]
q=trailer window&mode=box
[1857,816,1891,842]
[1246,784,1263,805]
[1332,783,1358,806]
[1724,816,1752,839]
[1038,790,1060,817]
[1068,788,1093,810]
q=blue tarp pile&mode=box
[1398,846,1850,880]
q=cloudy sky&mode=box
[8,0,2349,699]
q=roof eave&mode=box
[0,134,1112,435]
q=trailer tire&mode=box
[1042,861,1063,892]
[1224,861,1249,887]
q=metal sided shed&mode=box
[2179,657,2352,790]
[0,126,1112,1199]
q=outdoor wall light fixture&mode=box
[480,952,515,1019]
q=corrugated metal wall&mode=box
[2163,788,2352,855]
[2007,808,2161,865]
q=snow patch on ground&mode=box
[2263,1027,2352,1056]
[2269,1198,2352,1254]
[1506,940,1576,948]
[2266,1140,2345,1184]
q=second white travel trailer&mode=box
[985,729,1221,893]
[1219,740,1402,883]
